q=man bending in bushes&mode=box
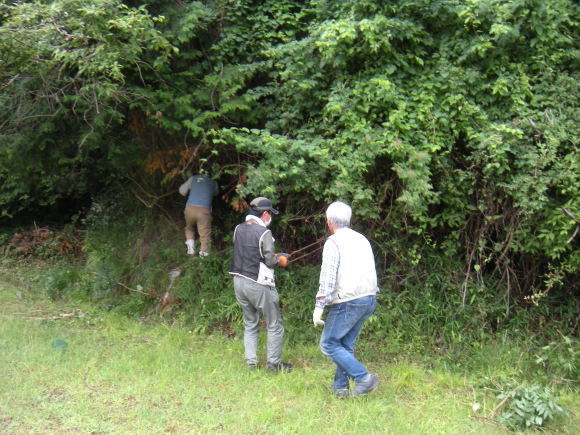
[179,172,218,257]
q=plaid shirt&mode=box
[315,238,340,309]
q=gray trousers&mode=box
[233,275,284,365]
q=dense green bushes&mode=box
[219,0,579,305]
[0,2,577,409]
[1,0,578,307]
[0,0,174,219]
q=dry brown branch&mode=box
[286,208,325,223]
[179,136,200,174]
[11,310,51,315]
[20,312,76,321]
[490,383,524,418]
[117,281,155,297]
[126,176,175,202]
[495,226,515,267]
[130,188,155,209]
[159,291,181,313]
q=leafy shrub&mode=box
[497,383,568,430]
[533,335,579,386]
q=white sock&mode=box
[185,239,195,254]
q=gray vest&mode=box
[328,228,378,305]
[230,222,270,282]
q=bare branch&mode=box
[567,226,578,244]
[562,208,578,222]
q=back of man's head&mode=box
[326,201,351,229]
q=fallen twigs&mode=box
[8,312,78,321]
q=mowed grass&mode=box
[0,280,576,434]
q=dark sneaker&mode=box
[248,364,258,371]
[354,374,379,396]
[331,387,349,398]
[266,362,293,373]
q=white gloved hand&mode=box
[312,307,325,326]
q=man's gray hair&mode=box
[326,201,351,228]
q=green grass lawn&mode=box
[0,279,577,434]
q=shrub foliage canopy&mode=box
[0,0,578,310]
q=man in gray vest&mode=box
[230,197,292,372]
[312,201,380,397]
[179,173,218,257]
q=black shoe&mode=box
[354,374,379,396]
[331,387,350,398]
[248,364,258,371]
[266,361,293,373]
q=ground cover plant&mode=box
[1,278,577,433]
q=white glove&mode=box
[312,307,325,326]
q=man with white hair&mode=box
[312,201,380,397]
